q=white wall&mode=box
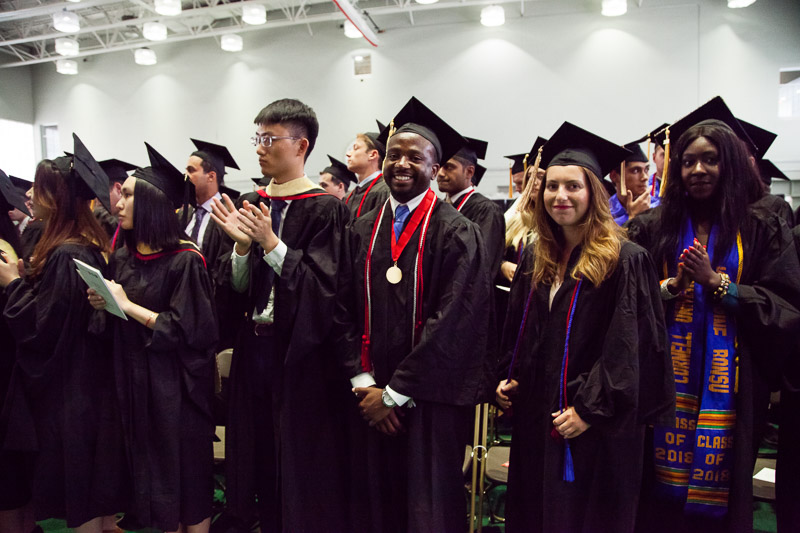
[14,0,800,200]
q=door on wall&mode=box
[40,124,60,160]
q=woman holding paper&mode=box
[0,140,121,533]
[87,143,217,533]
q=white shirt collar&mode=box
[199,191,222,212]
[448,185,474,203]
[389,188,429,216]
[357,170,382,189]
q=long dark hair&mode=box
[651,120,764,269]
[30,160,109,278]
[121,178,186,253]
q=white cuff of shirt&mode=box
[385,385,411,407]
[350,372,376,389]
[263,240,287,275]
[232,247,250,261]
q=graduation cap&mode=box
[504,153,527,175]
[0,169,31,217]
[738,119,777,160]
[377,97,467,166]
[52,134,113,212]
[653,96,755,153]
[99,159,138,184]
[190,138,240,180]
[219,184,241,200]
[455,137,488,166]
[9,175,32,194]
[472,164,487,187]
[322,155,357,186]
[757,159,790,182]
[134,142,196,209]
[363,123,387,158]
[622,141,649,164]
[541,122,632,179]
[251,176,271,187]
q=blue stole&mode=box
[653,223,742,518]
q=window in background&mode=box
[0,119,36,179]
[778,68,800,119]
[40,124,60,160]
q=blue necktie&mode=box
[394,204,410,239]
[270,198,287,236]
[190,207,207,243]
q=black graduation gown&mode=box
[2,243,118,526]
[627,206,800,533]
[93,204,118,240]
[345,176,390,220]
[776,225,800,533]
[182,204,238,350]
[19,219,43,265]
[498,241,674,533]
[225,191,353,532]
[109,245,218,531]
[342,199,492,533]
[0,245,33,511]
[750,193,794,227]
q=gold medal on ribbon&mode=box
[386,264,402,284]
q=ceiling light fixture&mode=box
[53,10,80,33]
[414,0,439,5]
[601,0,627,16]
[56,58,78,74]
[135,47,157,65]
[727,0,757,7]
[154,0,182,16]
[221,34,243,52]
[242,4,267,25]
[480,5,505,26]
[142,21,167,41]
[55,37,80,56]
[344,20,361,38]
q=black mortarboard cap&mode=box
[622,141,649,164]
[757,159,789,182]
[654,97,755,152]
[0,169,31,216]
[219,184,241,200]
[323,155,357,186]
[135,142,196,209]
[527,136,549,164]
[455,137,488,165]
[504,153,527,174]
[99,158,138,184]
[9,175,32,193]
[541,122,632,179]
[376,120,386,132]
[377,97,467,166]
[52,134,113,212]
[737,119,776,159]
[472,164,487,187]
[363,128,386,158]
[190,138,240,179]
[251,176,271,187]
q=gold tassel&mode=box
[381,119,397,175]
[522,153,530,175]
[659,127,670,197]
[508,166,513,199]
[619,162,627,198]
[734,355,739,394]
[519,146,543,228]
[646,135,651,161]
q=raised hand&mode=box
[210,194,252,253]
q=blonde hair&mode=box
[505,160,541,250]
[530,167,625,288]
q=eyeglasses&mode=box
[250,134,302,147]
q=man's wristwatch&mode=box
[381,389,397,409]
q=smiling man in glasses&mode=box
[210,98,354,532]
